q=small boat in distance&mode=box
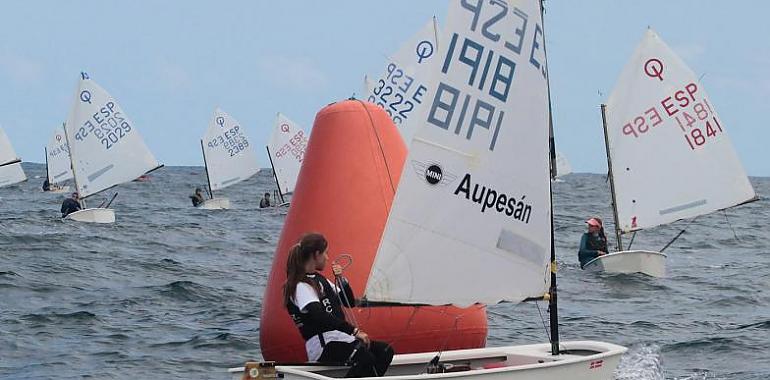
[587,29,757,277]
[43,124,73,193]
[198,108,260,210]
[265,112,308,206]
[0,126,27,188]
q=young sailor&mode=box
[189,187,205,207]
[578,217,608,268]
[283,233,393,377]
[259,192,271,208]
[60,192,81,218]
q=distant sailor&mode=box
[284,233,393,377]
[259,192,271,208]
[578,217,608,269]
[42,178,50,192]
[61,192,82,218]
[190,187,206,207]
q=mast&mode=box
[61,121,85,208]
[539,0,559,355]
[600,104,623,251]
[44,146,51,184]
[265,145,285,204]
[201,140,214,199]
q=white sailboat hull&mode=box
[44,185,71,194]
[63,208,115,224]
[198,197,230,210]
[229,341,626,380]
[583,250,666,277]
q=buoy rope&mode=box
[354,99,397,194]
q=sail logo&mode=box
[644,58,664,81]
[411,160,456,186]
[280,123,290,133]
[415,40,434,63]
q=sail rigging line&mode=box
[627,232,637,251]
[723,210,740,241]
[332,254,360,328]
[353,99,396,194]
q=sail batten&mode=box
[364,0,552,306]
[201,108,260,192]
[64,75,160,198]
[605,29,756,233]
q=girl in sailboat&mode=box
[283,233,393,377]
[578,217,608,269]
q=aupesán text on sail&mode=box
[454,173,532,224]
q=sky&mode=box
[1,1,768,176]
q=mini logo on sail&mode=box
[411,161,456,186]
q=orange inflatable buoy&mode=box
[259,100,487,361]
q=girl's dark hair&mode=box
[283,233,328,307]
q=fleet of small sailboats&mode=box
[0,2,761,378]
[199,108,261,210]
[62,73,163,223]
[585,29,758,277]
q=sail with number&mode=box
[0,126,26,187]
[604,29,756,233]
[365,0,552,306]
[46,125,73,185]
[64,73,161,198]
[202,108,260,192]
[365,18,440,145]
[267,113,308,196]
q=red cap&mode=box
[586,218,601,227]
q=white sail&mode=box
[64,74,161,198]
[365,0,552,306]
[46,125,73,184]
[202,108,260,192]
[555,151,571,177]
[365,18,440,144]
[267,113,308,195]
[605,29,756,233]
[0,126,27,187]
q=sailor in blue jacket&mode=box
[578,217,608,269]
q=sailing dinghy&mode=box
[0,127,27,188]
[62,73,163,223]
[232,1,626,379]
[43,124,73,193]
[198,108,260,210]
[553,151,572,181]
[587,29,757,277]
[265,113,308,206]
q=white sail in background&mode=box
[267,113,308,195]
[64,74,161,198]
[365,0,552,306]
[46,125,73,184]
[605,29,755,233]
[366,18,440,144]
[202,108,260,191]
[555,151,571,177]
[0,126,27,187]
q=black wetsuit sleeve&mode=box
[578,234,599,267]
[336,278,356,308]
[304,302,356,335]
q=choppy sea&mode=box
[1,164,768,379]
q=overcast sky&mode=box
[1,1,768,175]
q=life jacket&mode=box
[286,273,345,341]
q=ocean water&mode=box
[1,164,768,379]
